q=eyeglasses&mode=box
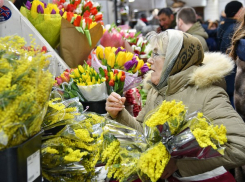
[151,52,165,59]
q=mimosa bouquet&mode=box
[0,35,54,150]
[41,107,106,182]
[42,97,83,132]
[58,0,104,67]
[97,100,229,182]
[20,0,62,48]
[92,46,150,92]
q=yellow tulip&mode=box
[107,53,115,68]
[146,62,151,69]
[104,47,112,60]
[74,68,80,78]
[118,71,122,78]
[116,51,126,67]
[125,52,134,62]
[133,59,144,73]
[96,46,104,60]
[78,65,84,74]
[111,47,117,53]
[89,22,97,29]
[109,72,114,81]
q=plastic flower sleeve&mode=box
[168,166,236,182]
[78,81,108,101]
[42,97,83,132]
[20,6,61,48]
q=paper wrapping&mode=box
[60,18,103,68]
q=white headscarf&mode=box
[146,30,183,89]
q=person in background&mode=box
[176,7,209,52]
[156,7,176,33]
[203,20,219,51]
[140,13,149,26]
[106,29,245,179]
[228,12,245,122]
[217,1,243,107]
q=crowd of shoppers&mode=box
[108,1,245,181]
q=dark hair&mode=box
[229,9,245,60]
[177,7,196,24]
[141,13,146,19]
[158,8,173,17]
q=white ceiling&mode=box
[128,0,207,11]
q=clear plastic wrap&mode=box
[0,35,54,150]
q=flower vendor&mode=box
[105,30,245,179]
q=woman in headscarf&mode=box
[105,29,245,179]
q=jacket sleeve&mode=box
[113,108,144,133]
[176,87,245,177]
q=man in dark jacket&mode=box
[156,8,176,33]
[217,1,243,107]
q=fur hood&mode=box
[143,52,235,91]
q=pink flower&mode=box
[61,72,70,83]
[55,76,63,85]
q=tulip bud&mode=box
[96,46,104,60]
[125,52,134,62]
[133,59,144,73]
[104,47,112,60]
[73,68,80,78]
[107,52,115,68]
[116,51,126,67]
[78,65,84,74]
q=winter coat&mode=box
[114,52,245,177]
[234,59,245,121]
[186,22,209,52]
[217,18,238,107]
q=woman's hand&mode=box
[160,158,178,179]
[106,92,126,119]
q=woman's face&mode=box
[148,48,165,85]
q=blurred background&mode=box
[97,0,245,27]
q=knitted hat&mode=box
[225,1,243,18]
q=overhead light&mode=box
[134,9,138,12]
[129,0,135,2]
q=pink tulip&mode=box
[61,72,70,83]
[55,76,63,85]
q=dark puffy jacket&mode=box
[217,18,238,107]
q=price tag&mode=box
[27,150,40,182]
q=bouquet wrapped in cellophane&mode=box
[41,97,106,181]
[99,100,229,182]
[20,0,62,48]
[92,46,150,93]
[0,35,54,150]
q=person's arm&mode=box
[176,87,245,177]
[106,92,147,133]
